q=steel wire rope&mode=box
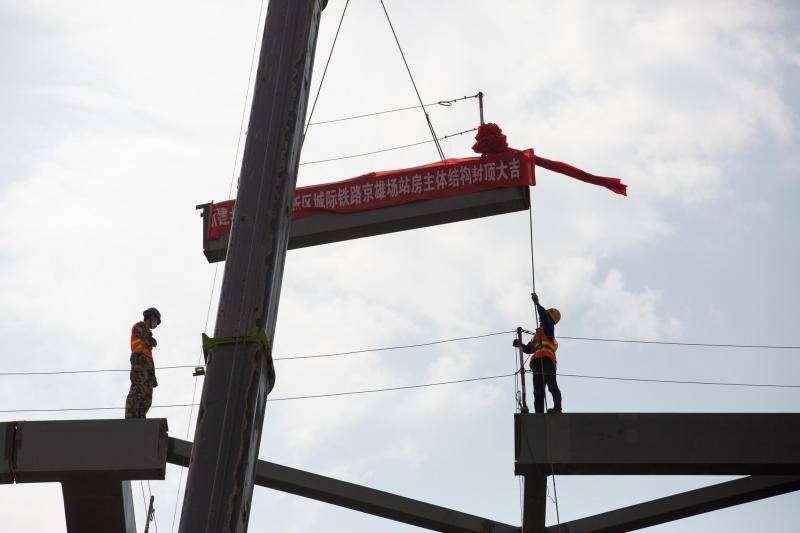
[3,372,800,414]
[302,0,351,144]
[307,93,480,126]
[378,0,445,160]
[527,200,561,525]
[299,127,476,166]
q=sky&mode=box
[0,0,799,531]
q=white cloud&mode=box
[583,269,681,341]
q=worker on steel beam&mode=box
[513,293,562,413]
[125,307,161,418]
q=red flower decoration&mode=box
[471,122,509,155]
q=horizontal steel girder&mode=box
[168,437,518,533]
[515,413,800,475]
[2,419,167,483]
[545,476,800,533]
[197,186,530,262]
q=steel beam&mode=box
[178,1,324,532]
[169,438,519,533]
[545,476,800,533]
[9,419,167,483]
[61,479,138,533]
[197,186,530,262]
[515,413,800,475]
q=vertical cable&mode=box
[527,199,561,525]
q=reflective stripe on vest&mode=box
[131,325,153,358]
[531,326,558,363]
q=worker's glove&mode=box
[512,338,521,348]
[152,378,158,388]
[531,292,539,304]
[150,337,157,348]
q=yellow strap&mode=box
[201,331,276,393]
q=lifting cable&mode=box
[302,0,351,144]
[526,199,562,525]
[378,0,445,160]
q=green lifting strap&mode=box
[201,331,276,393]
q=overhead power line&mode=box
[2,331,799,377]
[2,371,800,414]
[276,330,512,360]
[299,127,476,166]
[556,372,800,388]
[557,336,800,350]
[307,94,480,127]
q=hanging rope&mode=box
[526,200,562,525]
[303,0,351,143]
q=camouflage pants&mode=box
[125,353,157,419]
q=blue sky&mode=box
[1,1,799,531]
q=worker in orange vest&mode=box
[125,307,161,418]
[513,293,562,413]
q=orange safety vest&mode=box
[531,326,558,363]
[131,323,153,359]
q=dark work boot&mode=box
[547,407,562,413]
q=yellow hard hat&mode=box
[548,308,561,325]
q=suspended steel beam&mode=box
[169,438,519,533]
[178,1,325,531]
[545,476,800,533]
[196,186,530,262]
[515,413,800,475]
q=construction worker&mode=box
[125,307,161,419]
[513,293,562,413]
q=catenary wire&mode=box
[3,332,799,377]
[307,94,480,126]
[299,127,476,166]
[3,372,800,414]
[378,0,445,159]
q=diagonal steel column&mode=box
[545,476,800,533]
[178,1,325,531]
[169,438,519,533]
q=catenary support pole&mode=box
[516,327,530,413]
[178,1,325,532]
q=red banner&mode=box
[207,199,235,241]
[205,145,626,242]
[207,149,535,241]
